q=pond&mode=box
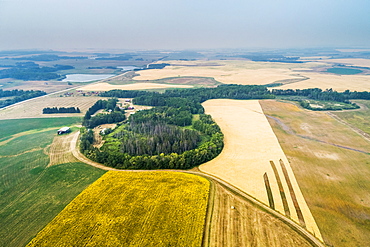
[326,68,363,75]
[62,74,115,82]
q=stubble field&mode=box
[207,182,317,247]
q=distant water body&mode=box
[62,74,115,82]
[118,66,138,71]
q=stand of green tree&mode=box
[0,62,74,81]
[82,98,125,128]
[80,112,223,170]
[100,84,274,104]
[0,89,46,108]
[272,88,370,102]
[42,107,81,114]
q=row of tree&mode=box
[0,90,46,108]
[101,84,274,105]
[42,107,81,114]
[271,88,370,102]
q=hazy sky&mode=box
[0,0,369,51]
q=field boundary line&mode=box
[201,178,215,247]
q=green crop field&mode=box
[0,117,81,141]
[27,171,210,247]
[0,118,105,247]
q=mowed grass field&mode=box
[260,100,370,247]
[27,171,210,247]
[0,118,106,247]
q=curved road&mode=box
[70,131,325,247]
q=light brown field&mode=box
[208,182,316,247]
[78,82,193,91]
[260,100,370,247]
[318,58,370,67]
[199,99,322,240]
[134,60,325,85]
[2,80,78,94]
[272,72,370,91]
[0,96,102,120]
[132,59,370,91]
[47,132,78,167]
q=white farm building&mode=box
[57,127,71,135]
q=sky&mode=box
[0,0,369,51]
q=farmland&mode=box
[27,171,210,247]
[199,99,322,239]
[0,118,105,247]
[133,60,323,86]
[260,100,370,247]
[0,95,101,119]
[78,82,193,91]
[132,59,370,91]
[207,182,317,247]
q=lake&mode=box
[62,74,115,82]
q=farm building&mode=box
[57,127,71,135]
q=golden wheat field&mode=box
[27,171,210,247]
[199,99,322,240]
[133,60,325,85]
[78,82,193,91]
[0,96,102,119]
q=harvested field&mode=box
[131,59,370,91]
[260,100,370,247]
[273,72,370,91]
[0,95,101,119]
[78,82,193,91]
[47,131,79,167]
[133,60,324,85]
[27,171,210,247]
[0,80,80,93]
[207,182,317,247]
[199,99,322,240]
[319,58,370,68]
